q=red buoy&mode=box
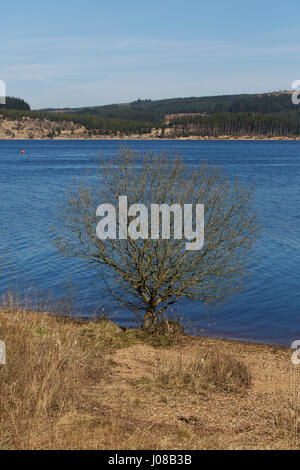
[21,150,25,155]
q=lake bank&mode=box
[0,307,298,450]
[1,116,300,140]
[1,135,300,141]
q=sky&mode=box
[1,0,300,109]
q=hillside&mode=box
[0,114,161,140]
[0,108,157,139]
[43,91,296,123]
[1,91,300,139]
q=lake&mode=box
[0,139,299,346]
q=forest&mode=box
[168,111,300,137]
[1,96,31,111]
[1,92,300,137]
[46,92,296,122]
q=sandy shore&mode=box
[1,135,300,141]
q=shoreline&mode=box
[196,331,291,349]
[0,304,291,348]
[1,136,300,141]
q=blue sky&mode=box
[1,0,300,109]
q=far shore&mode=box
[1,135,300,141]
[1,116,299,141]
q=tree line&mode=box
[168,112,300,137]
[0,96,30,110]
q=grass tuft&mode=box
[155,351,251,394]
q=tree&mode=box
[53,147,258,330]
[0,96,30,110]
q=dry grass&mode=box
[0,304,300,449]
[0,307,109,449]
[154,351,251,394]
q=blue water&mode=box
[0,139,299,346]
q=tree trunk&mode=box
[142,308,155,330]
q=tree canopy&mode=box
[53,147,258,329]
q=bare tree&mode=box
[53,147,258,330]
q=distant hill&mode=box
[2,91,300,139]
[42,91,295,123]
[0,96,30,111]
